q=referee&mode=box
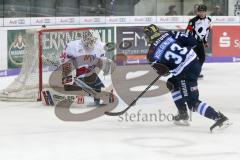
[186,4,211,78]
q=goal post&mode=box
[0,27,102,102]
[38,27,98,101]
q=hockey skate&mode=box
[210,112,232,132]
[173,110,190,126]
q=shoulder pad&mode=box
[191,16,198,21]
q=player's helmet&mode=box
[197,4,207,11]
[81,31,97,49]
[143,24,161,44]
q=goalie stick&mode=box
[104,75,161,116]
[74,77,97,98]
[74,77,110,102]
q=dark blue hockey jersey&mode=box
[147,31,198,76]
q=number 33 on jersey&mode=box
[147,31,198,76]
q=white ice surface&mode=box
[0,63,240,160]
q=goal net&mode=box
[0,27,103,102]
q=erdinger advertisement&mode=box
[212,26,240,57]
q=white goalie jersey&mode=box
[60,38,106,78]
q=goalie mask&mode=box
[81,31,97,49]
[143,24,161,44]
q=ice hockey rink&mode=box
[0,62,239,160]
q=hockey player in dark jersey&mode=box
[144,24,230,132]
[186,4,211,78]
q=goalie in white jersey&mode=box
[60,30,114,105]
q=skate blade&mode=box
[210,120,233,133]
[174,120,190,126]
[219,120,233,130]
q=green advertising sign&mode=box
[7,30,27,68]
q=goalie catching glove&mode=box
[98,57,116,76]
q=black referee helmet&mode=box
[198,4,207,11]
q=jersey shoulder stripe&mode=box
[207,17,212,22]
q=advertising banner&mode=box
[4,18,31,26]
[129,16,156,24]
[7,27,115,69]
[7,30,27,68]
[116,26,148,58]
[106,16,130,24]
[212,26,240,56]
[79,17,106,24]
[116,25,212,64]
[30,17,56,26]
[158,16,184,23]
[0,18,3,26]
[41,27,115,63]
[211,16,240,23]
[55,17,80,25]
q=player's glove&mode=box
[151,61,169,76]
[95,57,116,76]
[104,42,116,52]
[102,58,116,76]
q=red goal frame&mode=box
[37,27,93,101]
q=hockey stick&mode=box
[74,77,110,102]
[74,77,98,97]
[104,75,161,116]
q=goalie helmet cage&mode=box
[0,27,97,102]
